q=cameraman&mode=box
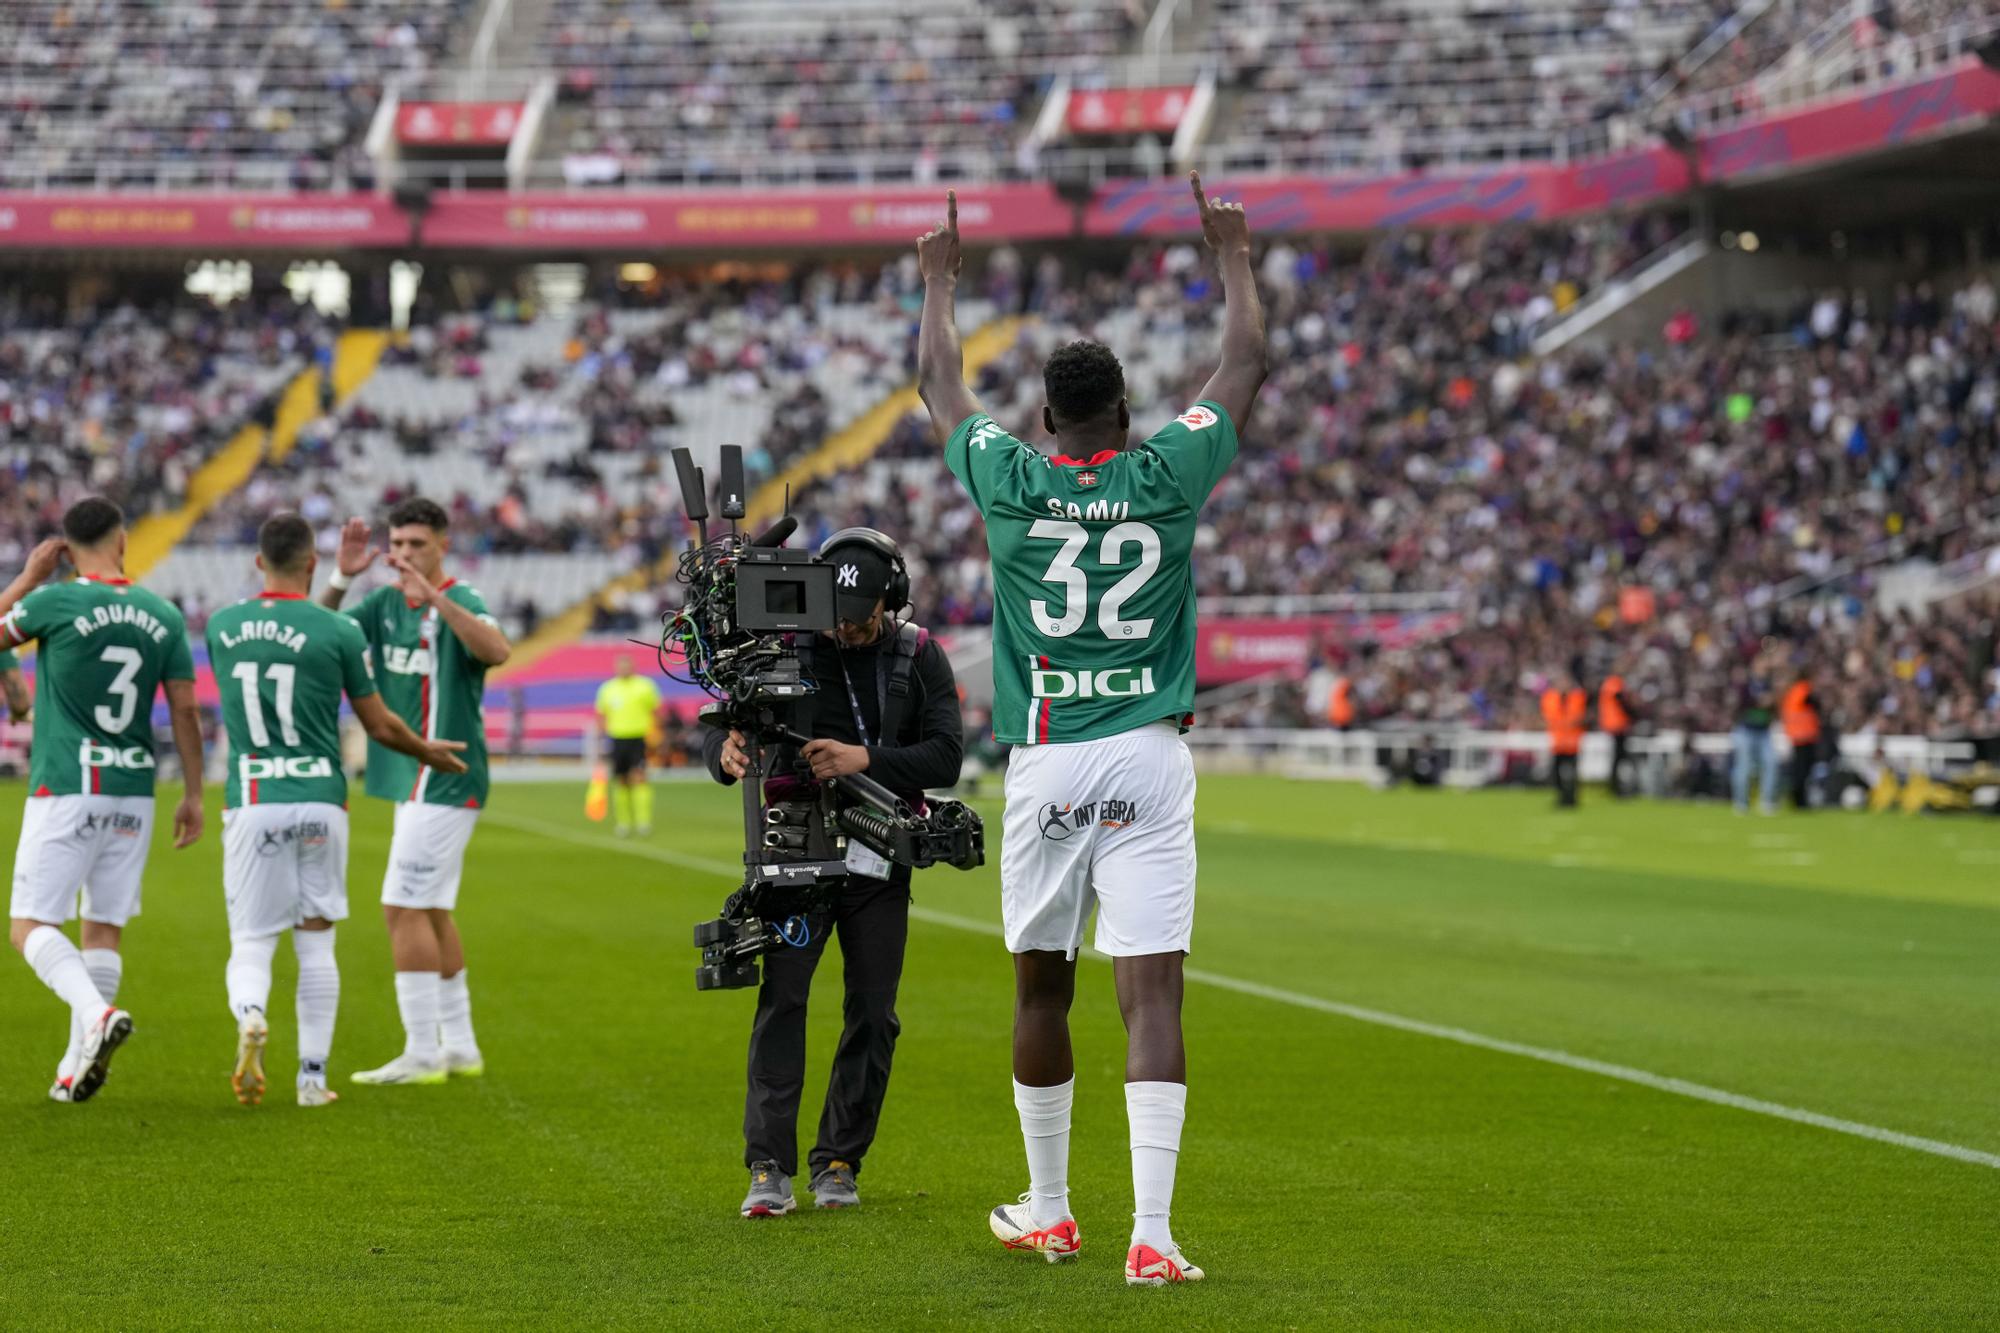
[701,528,963,1217]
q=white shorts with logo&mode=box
[222,803,350,941]
[1001,722,1197,959]
[382,802,480,911]
[10,794,155,928]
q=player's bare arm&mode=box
[1189,171,1269,435]
[164,677,205,849]
[386,552,512,667]
[319,517,376,610]
[0,539,67,624]
[1,667,29,722]
[352,692,470,774]
[916,189,984,443]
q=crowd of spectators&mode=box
[549,0,1145,186]
[1659,0,2000,124]
[0,291,330,570]
[0,0,468,189]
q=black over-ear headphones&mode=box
[817,526,910,614]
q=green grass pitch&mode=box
[1,776,1997,1329]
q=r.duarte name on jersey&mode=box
[1044,496,1132,522]
[71,601,172,642]
[215,618,309,653]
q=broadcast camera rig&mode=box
[659,445,983,990]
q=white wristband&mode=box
[328,568,352,592]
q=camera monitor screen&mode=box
[737,558,837,632]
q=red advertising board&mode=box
[396,101,524,147]
[1196,612,1462,683]
[420,183,1072,248]
[1066,87,1194,136]
[1698,59,2000,182]
[0,194,406,249]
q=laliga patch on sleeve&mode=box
[1175,405,1219,431]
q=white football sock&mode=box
[24,926,106,1022]
[294,929,339,1085]
[1127,1080,1187,1252]
[61,948,123,1080]
[1014,1077,1075,1227]
[439,969,477,1052]
[225,933,278,1024]
[394,971,443,1060]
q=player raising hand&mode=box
[917,173,1267,1285]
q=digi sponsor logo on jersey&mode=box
[1028,664,1158,700]
[239,755,336,781]
[79,741,155,770]
[1038,799,1141,841]
[382,645,434,676]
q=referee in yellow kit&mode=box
[596,654,663,837]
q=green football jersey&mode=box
[347,581,494,807]
[946,400,1239,745]
[207,591,378,809]
[0,575,195,795]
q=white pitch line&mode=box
[485,810,2000,1172]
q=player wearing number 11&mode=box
[917,174,1267,1285]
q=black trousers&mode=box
[743,874,910,1178]
[1607,732,1632,797]
[1553,753,1580,807]
[1790,740,1817,809]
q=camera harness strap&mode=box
[836,622,928,748]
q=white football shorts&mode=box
[9,794,155,928]
[382,802,480,911]
[222,802,350,941]
[1000,721,1197,959]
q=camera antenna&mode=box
[717,444,747,528]
[671,446,709,546]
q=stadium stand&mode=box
[547,0,1147,186]
[0,294,331,565]
[1208,0,1716,169]
[175,269,995,635]
[0,0,470,190]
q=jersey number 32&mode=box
[1027,519,1161,641]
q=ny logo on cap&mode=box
[837,564,860,588]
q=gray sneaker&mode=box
[811,1160,859,1209]
[741,1161,796,1218]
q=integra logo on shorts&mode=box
[1029,666,1157,700]
[256,819,331,856]
[75,810,144,838]
[1039,800,1141,840]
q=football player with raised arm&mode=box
[0,497,207,1103]
[915,176,1267,1285]
[321,498,511,1086]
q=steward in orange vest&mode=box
[1541,681,1587,807]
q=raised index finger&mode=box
[1189,169,1209,214]
[946,189,958,233]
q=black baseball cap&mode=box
[828,544,894,624]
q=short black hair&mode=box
[61,497,124,549]
[1042,340,1126,425]
[386,497,449,533]
[258,512,315,575]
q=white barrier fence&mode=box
[1181,728,1977,788]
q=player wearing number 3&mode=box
[917,174,1267,1285]
[0,498,208,1104]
